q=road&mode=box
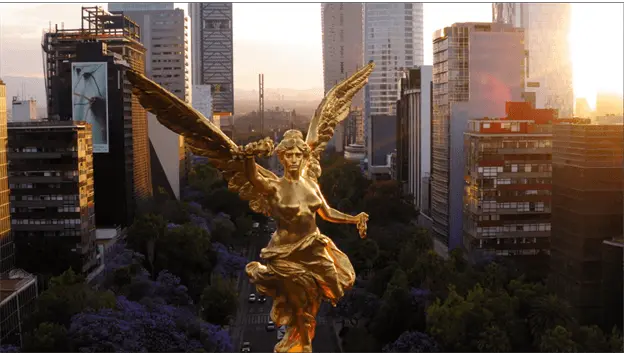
[231,222,341,353]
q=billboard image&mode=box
[71,62,109,153]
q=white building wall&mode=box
[192,84,214,125]
[364,3,424,168]
[10,99,37,122]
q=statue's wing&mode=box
[126,70,277,215]
[304,61,375,181]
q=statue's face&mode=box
[280,146,304,173]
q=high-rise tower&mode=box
[430,22,525,249]
[492,3,573,117]
[364,3,424,176]
[108,3,190,200]
[322,3,364,153]
[42,7,153,227]
[189,3,234,118]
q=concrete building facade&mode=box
[8,121,101,278]
[396,66,432,212]
[430,22,525,249]
[110,4,190,200]
[322,3,364,153]
[10,98,37,123]
[363,3,424,174]
[463,102,558,260]
[0,78,39,348]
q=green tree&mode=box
[156,223,214,299]
[575,325,610,352]
[341,327,380,352]
[528,294,575,345]
[370,269,413,344]
[189,162,223,195]
[22,322,69,352]
[29,269,116,328]
[539,326,578,352]
[200,276,239,326]
[363,181,417,225]
[477,324,512,352]
[127,213,167,276]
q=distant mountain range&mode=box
[1,75,323,116]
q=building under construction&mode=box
[41,6,152,228]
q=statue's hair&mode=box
[275,130,311,157]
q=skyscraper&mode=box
[396,66,432,212]
[108,3,190,200]
[0,78,39,347]
[492,3,574,117]
[0,79,13,276]
[322,3,364,153]
[364,3,424,176]
[430,22,525,249]
[42,7,153,227]
[189,3,234,117]
[551,122,623,325]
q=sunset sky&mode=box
[0,2,622,108]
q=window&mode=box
[340,62,344,74]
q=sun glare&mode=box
[569,3,624,110]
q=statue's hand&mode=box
[230,138,274,160]
[355,212,369,239]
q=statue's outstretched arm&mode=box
[231,140,276,196]
[312,182,357,224]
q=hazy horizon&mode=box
[0,2,622,109]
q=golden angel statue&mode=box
[127,61,375,353]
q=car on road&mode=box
[266,319,275,332]
[258,295,267,303]
[248,294,256,303]
[277,325,286,341]
[241,342,251,352]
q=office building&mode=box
[192,84,214,124]
[463,102,558,259]
[322,3,364,153]
[109,3,190,200]
[0,78,38,348]
[550,122,623,325]
[595,92,624,117]
[364,3,424,175]
[396,66,432,211]
[493,3,573,117]
[189,3,234,117]
[10,98,37,122]
[7,121,101,279]
[575,97,592,117]
[601,238,623,330]
[108,2,173,12]
[431,22,525,249]
[42,7,153,227]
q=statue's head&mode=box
[275,129,310,175]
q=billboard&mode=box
[71,62,109,153]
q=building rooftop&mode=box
[0,270,37,302]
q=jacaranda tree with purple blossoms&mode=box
[69,296,232,352]
[382,331,440,352]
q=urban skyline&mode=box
[0,2,621,110]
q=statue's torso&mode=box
[268,177,322,246]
